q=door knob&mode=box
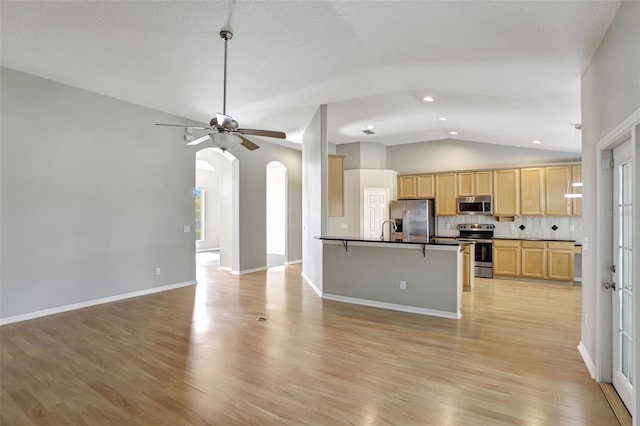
[604,282,616,290]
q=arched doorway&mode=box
[195,148,239,271]
[266,161,288,268]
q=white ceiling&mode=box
[1,1,621,153]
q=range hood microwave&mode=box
[457,196,493,215]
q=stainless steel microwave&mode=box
[457,196,493,215]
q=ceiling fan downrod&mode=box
[220,30,233,116]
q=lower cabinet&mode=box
[462,243,475,290]
[494,240,574,282]
[493,240,521,277]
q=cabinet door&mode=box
[520,168,545,215]
[398,175,417,199]
[571,164,582,215]
[547,249,574,281]
[521,241,546,279]
[328,155,345,217]
[545,166,571,215]
[493,169,520,216]
[475,171,493,196]
[435,173,458,216]
[457,172,474,197]
[416,174,435,198]
[462,246,471,290]
[493,247,521,276]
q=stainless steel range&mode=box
[456,223,495,278]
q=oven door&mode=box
[474,241,493,278]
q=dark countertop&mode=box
[316,236,462,246]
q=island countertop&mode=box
[315,235,462,246]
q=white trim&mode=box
[196,247,220,253]
[578,341,596,379]
[596,107,640,150]
[0,280,197,326]
[267,250,285,256]
[285,259,302,265]
[219,266,232,272]
[322,293,462,320]
[231,266,268,275]
[301,272,322,297]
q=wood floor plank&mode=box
[1,263,618,425]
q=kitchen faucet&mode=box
[380,220,398,241]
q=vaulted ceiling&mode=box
[1,1,621,152]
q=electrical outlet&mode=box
[510,224,515,230]
[341,223,348,229]
[585,313,588,328]
[155,267,161,275]
[183,225,190,233]
[570,224,575,231]
[400,280,407,290]
[446,223,451,229]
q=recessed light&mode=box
[449,131,458,135]
[531,139,542,144]
[366,124,375,130]
[423,96,434,102]
[439,117,448,121]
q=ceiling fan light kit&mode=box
[155,29,286,151]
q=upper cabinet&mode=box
[545,166,571,215]
[435,173,458,216]
[328,155,345,217]
[416,174,435,198]
[494,169,520,216]
[474,171,493,196]
[398,175,417,199]
[571,164,582,215]
[520,167,545,215]
[457,171,493,197]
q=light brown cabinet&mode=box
[475,171,493,196]
[546,241,575,281]
[328,155,345,217]
[462,243,475,290]
[398,175,417,199]
[571,164,582,215]
[545,166,572,215]
[416,174,435,198]
[494,169,520,216]
[457,172,474,196]
[520,167,545,215]
[435,173,458,216]
[520,241,546,279]
[493,239,521,277]
[494,239,574,282]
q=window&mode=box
[195,188,204,242]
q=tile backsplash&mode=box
[437,215,583,241]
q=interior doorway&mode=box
[266,161,288,268]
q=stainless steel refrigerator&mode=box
[389,200,435,241]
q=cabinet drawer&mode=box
[546,241,574,250]
[521,241,545,249]
[493,239,520,248]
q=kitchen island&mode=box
[317,236,465,319]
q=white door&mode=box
[612,139,634,415]
[363,188,388,239]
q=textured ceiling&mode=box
[1,1,621,152]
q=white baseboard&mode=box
[301,272,322,297]
[231,266,268,275]
[285,259,302,265]
[0,280,197,326]
[578,341,596,379]
[219,266,232,272]
[267,251,285,256]
[322,293,462,320]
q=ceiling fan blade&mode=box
[156,123,210,130]
[239,135,260,151]
[238,128,286,139]
[216,113,234,129]
[186,134,211,146]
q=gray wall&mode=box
[1,67,197,319]
[302,105,328,293]
[387,139,578,174]
[0,67,303,319]
[581,0,640,374]
[336,141,387,170]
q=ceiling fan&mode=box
[156,30,286,151]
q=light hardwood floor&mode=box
[1,263,618,425]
